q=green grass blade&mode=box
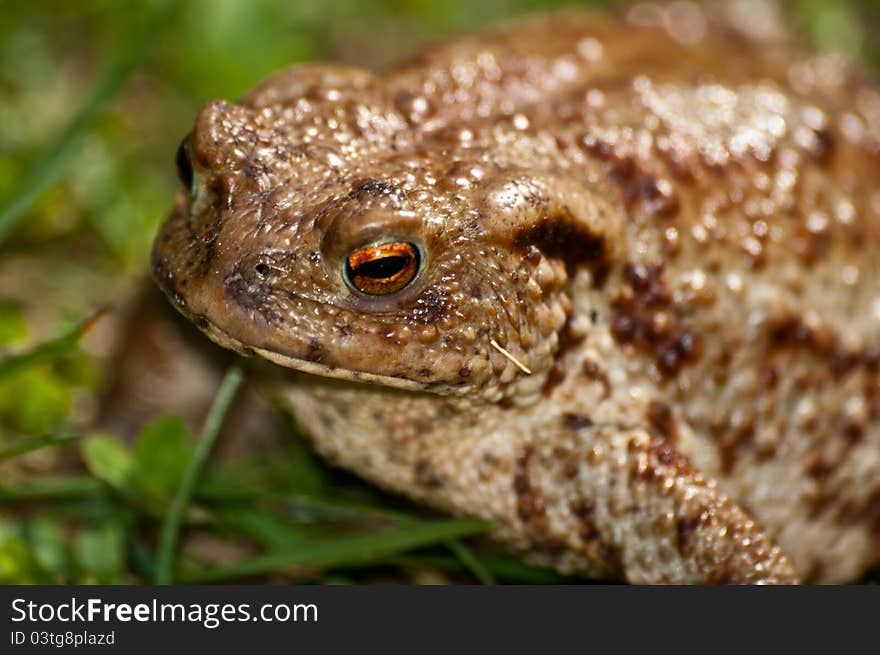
[445,539,495,585]
[155,365,244,584]
[278,493,410,522]
[0,431,77,463]
[210,505,320,551]
[383,553,576,584]
[181,517,489,583]
[0,475,104,501]
[0,0,178,245]
[0,311,104,381]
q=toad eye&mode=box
[344,241,421,295]
[175,138,195,194]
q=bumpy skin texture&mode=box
[151,1,880,583]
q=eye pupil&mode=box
[175,138,194,192]
[352,255,410,280]
[345,242,420,295]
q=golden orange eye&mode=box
[344,241,420,295]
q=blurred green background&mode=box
[0,0,878,584]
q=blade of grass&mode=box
[0,431,77,463]
[445,539,495,585]
[0,0,178,245]
[278,493,410,522]
[0,311,105,381]
[155,365,244,584]
[210,505,321,551]
[383,553,575,584]
[277,495,496,582]
[0,475,104,501]
[181,517,489,583]
[128,537,157,583]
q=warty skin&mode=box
[152,2,880,583]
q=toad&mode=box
[151,2,880,583]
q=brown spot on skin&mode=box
[805,452,833,480]
[656,329,702,378]
[645,439,693,473]
[524,245,542,264]
[808,490,836,520]
[562,413,594,430]
[803,562,826,585]
[562,460,580,480]
[844,423,864,444]
[831,349,859,379]
[542,359,567,397]
[759,365,779,389]
[708,566,738,585]
[611,263,701,378]
[512,213,609,279]
[714,417,757,475]
[414,459,445,488]
[223,269,285,326]
[831,488,880,536]
[646,401,677,443]
[794,226,832,264]
[498,397,516,409]
[513,445,547,525]
[569,499,598,540]
[624,263,670,305]
[611,265,670,350]
[597,541,624,578]
[542,319,587,397]
[836,496,864,526]
[768,316,817,349]
[304,338,326,363]
[409,286,450,324]
[676,513,703,556]
[580,136,679,218]
[394,92,434,124]
[763,321,880,428]
[624,175,679,217]
[867,374,880,421]
[349,178,401,201]
[870,490,880,536]
[627,437,692,485]
[813,127,836,163]
[582,358,612,398]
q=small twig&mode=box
[155,365,244,584]
[489,338,532,374]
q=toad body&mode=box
[152,3,880,583]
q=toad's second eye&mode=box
[175,137,194,193]
[344,241,420,295]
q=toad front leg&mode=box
[505,421,797,583]
[283,381,798,584]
